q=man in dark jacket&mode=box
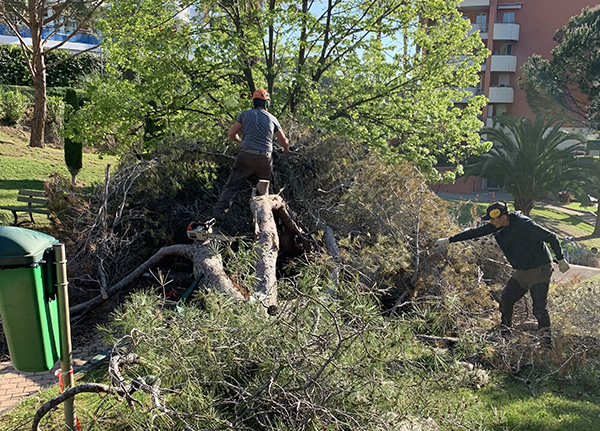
[436,202,570,341]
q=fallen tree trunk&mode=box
[70,182,309,317]
[251,181,312,307]
[70,243,243,317]
[251,192,280,307]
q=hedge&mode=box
[0,44,105,87]
[0,85,86,100]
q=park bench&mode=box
[0,190,50,226]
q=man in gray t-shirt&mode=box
[211,88,289,222]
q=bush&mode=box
[0,87,30,125]
[64,88,83,181]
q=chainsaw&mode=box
[186,218,231,242]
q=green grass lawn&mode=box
[475,375,600,431]
[563,201,597,213]
[0,129,117,225]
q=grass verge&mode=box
[0,128,117,225]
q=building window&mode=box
[476,13,487,33]
[498,74,510,87]
[500,43,512,55]
[503,12,515,23]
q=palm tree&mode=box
[466,114,591,216]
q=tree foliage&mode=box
[466,115,590,215]
[71,0,490,181]
[99,279,495,431]
[0,0,104,147]
[520,5,600,129]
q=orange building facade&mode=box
[434,0,599,193]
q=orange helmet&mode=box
[252,88,270,101]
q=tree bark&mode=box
[251,190,312,307]
[251,194,280,307]
[513,197,533,216]
[29,1,47,148]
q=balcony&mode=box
[470,22,488,39]
[488,86,514,103]
[490,55,517,72]
[459,0,490,9]
[493,22,520,41]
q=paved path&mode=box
[551,263,600,284]
[0,337,108,414]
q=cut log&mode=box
[251,193,279,307]
[250,190,313,308]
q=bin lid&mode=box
[0,226,59,266]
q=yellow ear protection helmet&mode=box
[489,208,503,219]
[486,201,508,219]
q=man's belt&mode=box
[240,148,271,156]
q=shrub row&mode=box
[0,44,105,87]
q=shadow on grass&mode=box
[0,179,46,192]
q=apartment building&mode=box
[433,0,598,194]
[460,0,598,124]
[0,6,101,53]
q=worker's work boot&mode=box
[538,328,552,349]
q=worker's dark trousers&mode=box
[500,278,551,330]
[211,151,272,221]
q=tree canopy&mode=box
[520,5,600,129]
[70,0,490,181]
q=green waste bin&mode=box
[0,226,60,372]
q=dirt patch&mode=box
[0,125,30,139]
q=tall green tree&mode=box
[466,115,589,216]
[71,0,490,181]
[520,5,600,233]
[0,0,103,148]
[520,5,600,128]
[64,88,82,183]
